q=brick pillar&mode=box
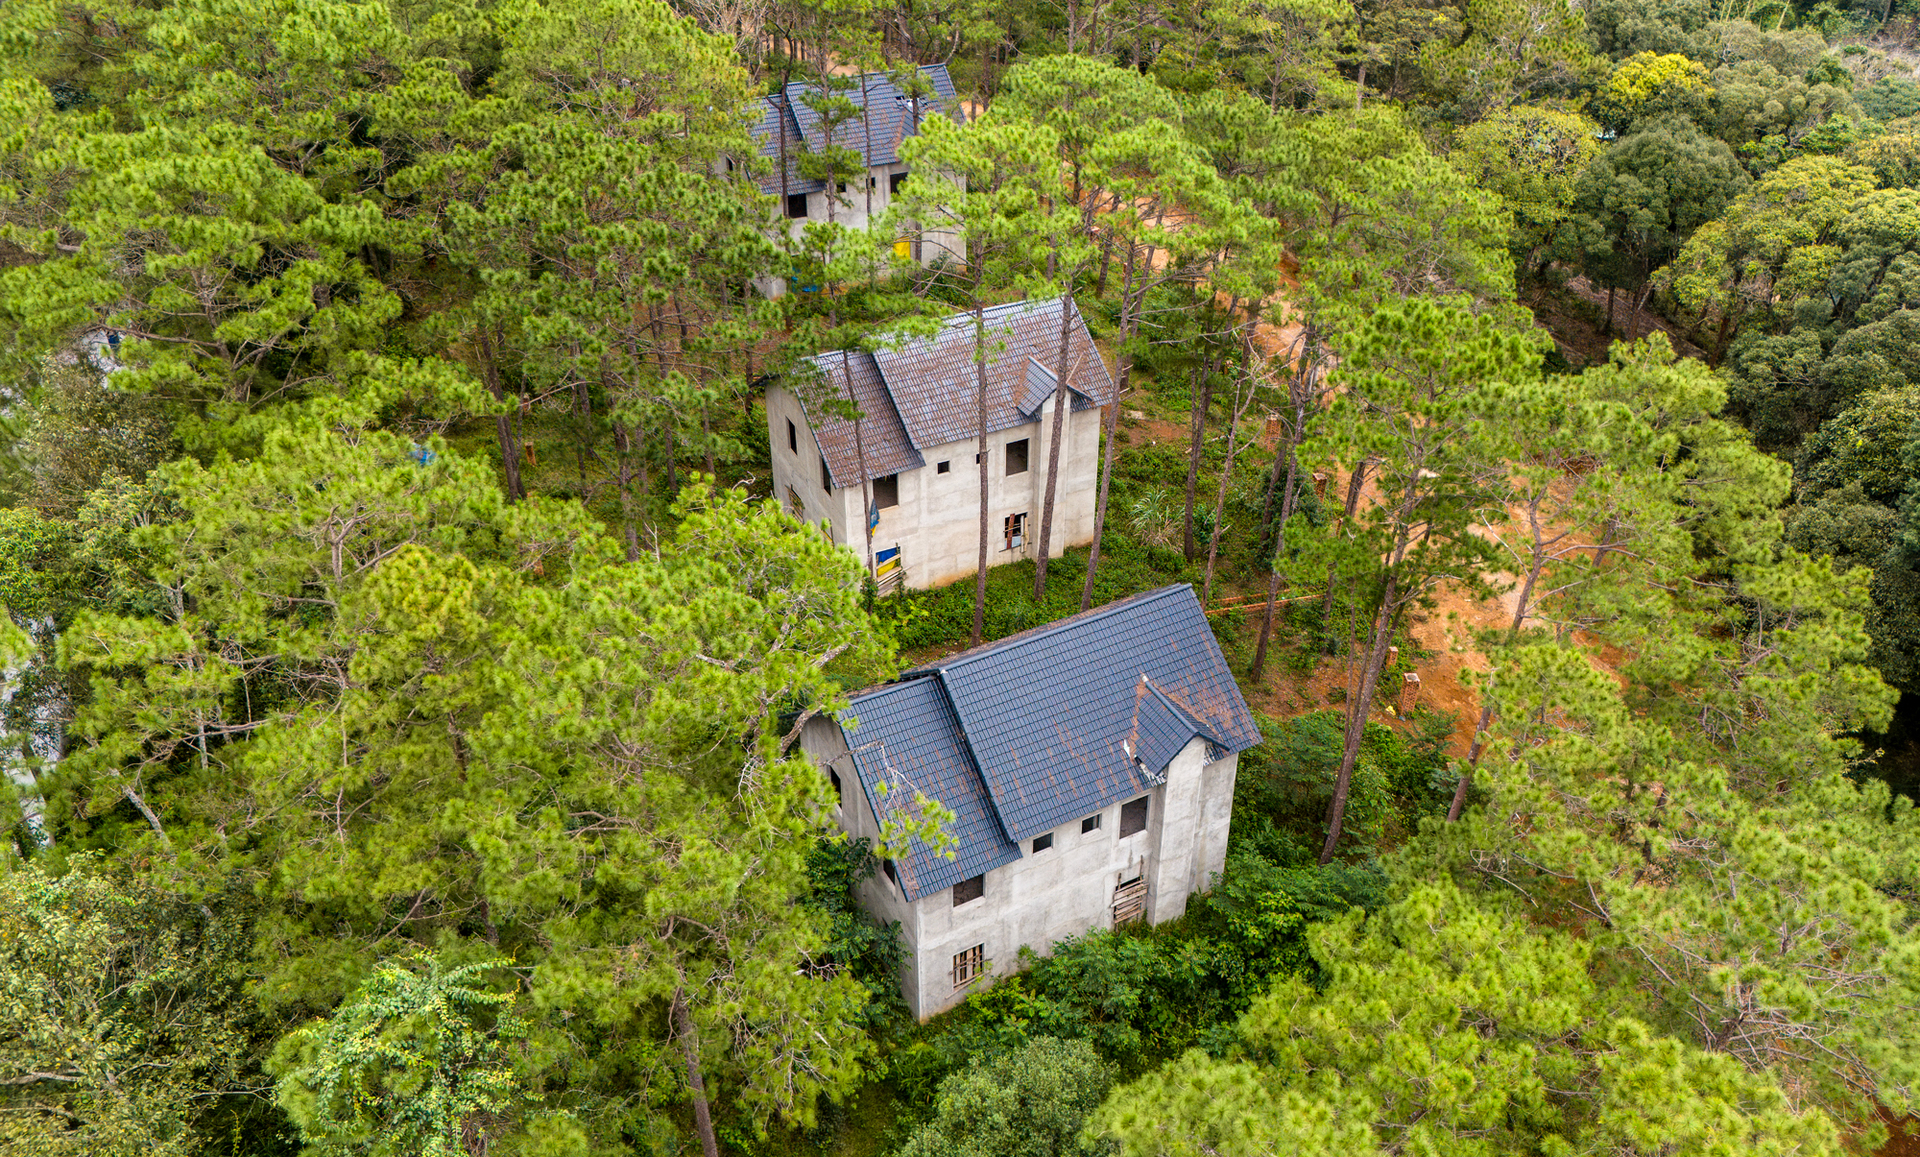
[1399,672,1421,715]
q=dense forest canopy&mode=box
[2,0,1920,1153]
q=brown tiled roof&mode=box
[799,296,1115,488]
[792,350,922,489]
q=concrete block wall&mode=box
[804,714,1240,1021]
[767,385,1106,591]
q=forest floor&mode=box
[1527,275,1708,368]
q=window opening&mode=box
[873,474,899,509]
[1004,512,1027,551]
[1081,813,1102,834]
[1120,796,1149,837]
[1031,832,1053,853]
[786,192,809,219]
[787,419,797,453]
[951,944,985,989]
[821,455,832,491]
[952,874,984,906]
[936,460,951,474]
[1112,876,1148,926]
[1005,438,1029,475]
[828,767,842,806]
[890,171,909,196]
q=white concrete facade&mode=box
[753,164,965,298]
[765,383,1105,590]
[801,717,1239,1020]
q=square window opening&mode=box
[1120,796,1149,837]
[936,460,951,474]
[786,192,810,219]
[1081,813,1102,834]
[952,944,984,989]
[1031,832,1054,853]
[1004,512,1027,551]
[890,171,909,195]
[952,874,984,906]
[873,474,899,509]
[787,418,798,454]
[1005,438,1029,475]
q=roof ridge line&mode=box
[919,584,1193,674]
[927,668,1020,847]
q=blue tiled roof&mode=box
[836,585,1259,900]
[840,678,1020,901]
[748,65,962,197]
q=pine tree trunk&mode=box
[1446,494,1552,821]
[612,418,640,563]
[1318,460,1368,648]
[1080,290,1135,613]
[842,350,875,580]
[476,326,524,502]
[1033,292,1077,600]
[672,990,721,1157]
[1201,399,1239,603]
[1319,571,1400,864]
[1251,423,1304,683]
[972,301,990,646]
[1182,359,1214,563]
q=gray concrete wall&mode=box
[905,737,1239,1020]
[803,714,1240,1021]
[799,717,926,1004]
[765,383,857,550]
[766,385,1104,591]
[754,162,964,297]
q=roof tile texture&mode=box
[800,296,1115,489]
[839,585,1260,902]
[750,65,961,197]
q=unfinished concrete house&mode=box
[797,584,1260,1020]
[765,296,1114,591]
[744,64,964,293]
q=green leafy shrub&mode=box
[894,1037,1115,1157]
[806,837,910,1030]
